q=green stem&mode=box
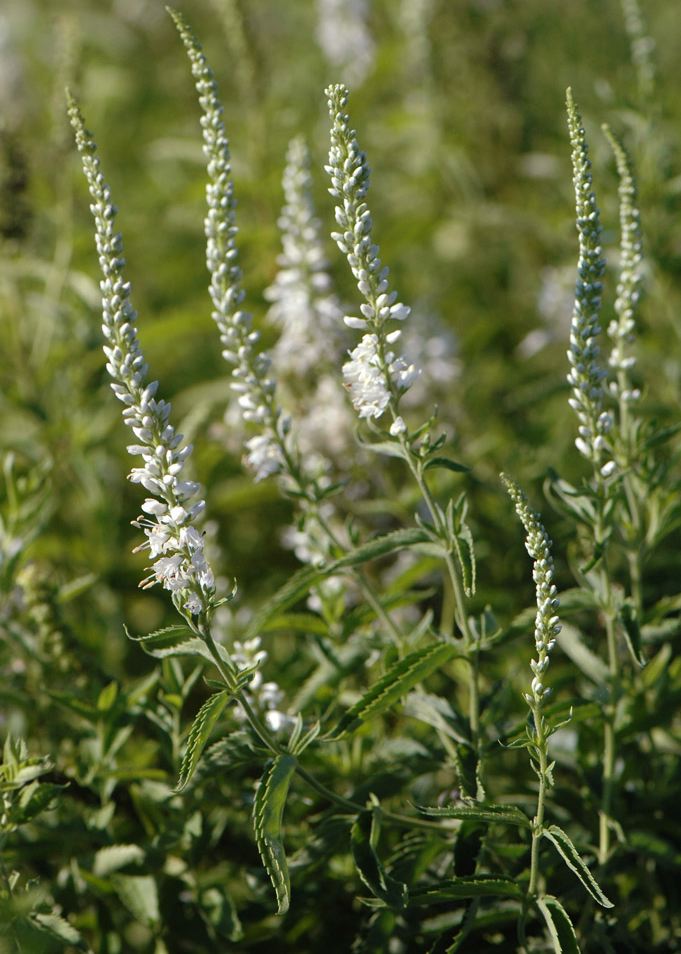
[594,496,620,865]
[599,611,618,864]
[200,625,441,833]
[400,442,483,786]
[528,708,549,898]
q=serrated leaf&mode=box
[125,624,213,661]
[29,911,84,946]
[536,895,581,954]
[176,690,232,791]
[93,843,145,876]
[331,642,459,738]
[329,528,431,572]
[411,875,523,904]
[351,807,409,909]
[542,825,613,907]
[110,874,160,926]
[252,754,297,914]
[452,516,476,597]
[423,457,469,474]
[417,802,530,828]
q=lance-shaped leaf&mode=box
[619,599,646,668]
[423,456,469,474]
[417,802,530,829]
[536,895,581,954]
[542,825,613,907]
[330,641,459,739]
[125,624,214,661]
[245,529,430,640]
[93,844,145,877]
[252,754,297,915]
[410,875,523,904]
[351,806,409,909]
[28,912,85,947]
[176,690,232,791]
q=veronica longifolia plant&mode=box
[67,9,672,948]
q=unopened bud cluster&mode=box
[69,97,214,617]
[502,476,561,710]
[325,83,418,422]
[603,126,643,407]
[173,11,289,483]
[566,90,615,479]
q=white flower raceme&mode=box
[172,11,292,485]
[266,136,345,380]
[603,126,643,409]
[565,90,614,479]
[326,83,420,424]
[68,96,215,617]
[502,476,561,709]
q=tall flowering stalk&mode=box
[325,83,418,432]
[172,12,407,648]
[325,84,485,789]
[169,10,293,485]
[502,476,560,899]
[603,125,643,445]
[67,96,215,620]
[565,89,614,480]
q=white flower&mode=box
[153,555,188,591]
[266,137,345,380]
[343,334,391,419]
[244,434,284,482]
[390,416,407,436]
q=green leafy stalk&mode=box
[502,477,561,902]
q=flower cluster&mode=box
[325,83,419,424]
[343,333,417,421]
[265,136,345,379]
[68,97,214,617]
[172,10,290,484]
[231,636,291,733]
[502,476,561,711]
[565,89,614,478]
[603,125,643,408]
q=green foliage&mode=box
[252,754,297,915]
